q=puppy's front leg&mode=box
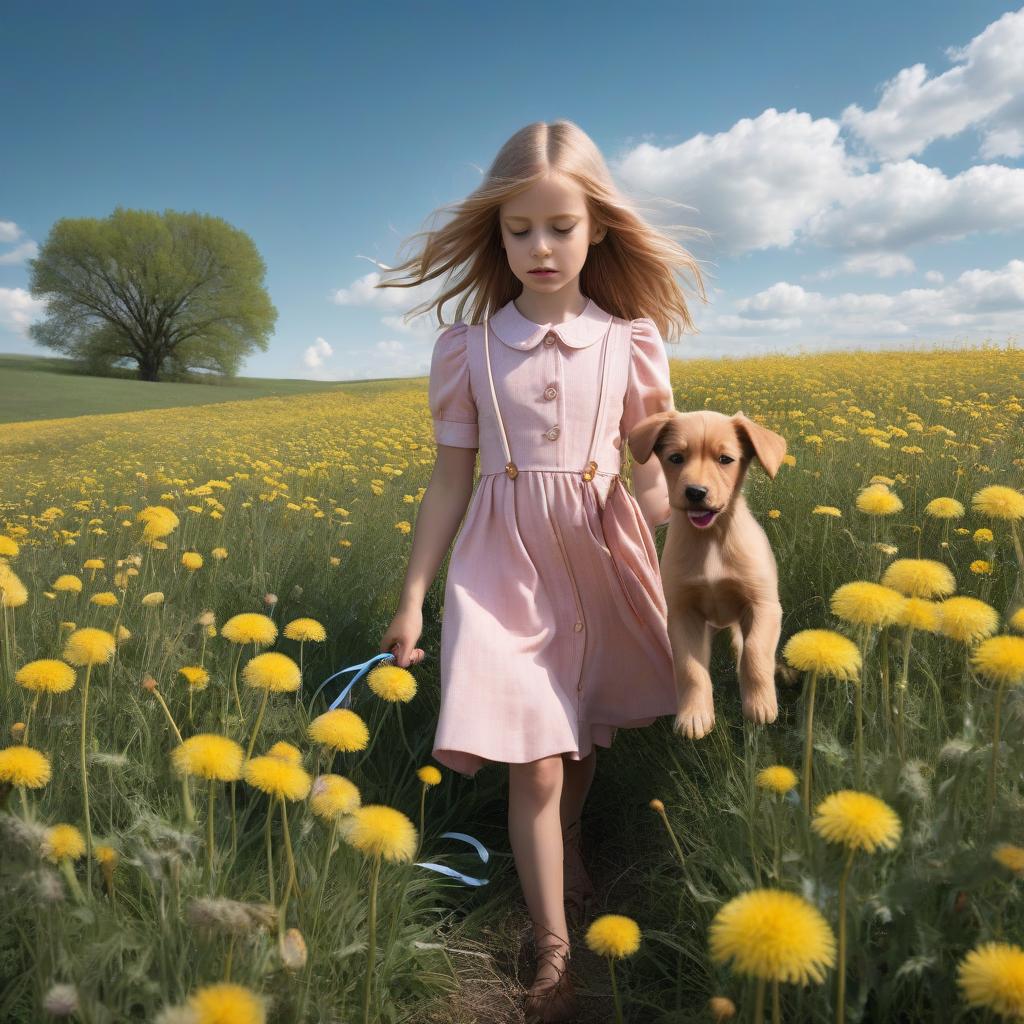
[738,601,782,726]
[667,605,716,739]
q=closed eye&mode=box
[511,227,574,237]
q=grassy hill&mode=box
[0,353,420,424]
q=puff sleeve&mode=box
[428,322,479,449]
[620,317,675,531]
[619,316,675,439]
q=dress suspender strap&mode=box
[483,313,615,483]
[483,316,518,479]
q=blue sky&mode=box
[2,1,1022,381]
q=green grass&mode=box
[0,353,420,424]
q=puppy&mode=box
[627,410,788,739]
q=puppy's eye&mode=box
[718,455,735,465]
[667,453,685,464]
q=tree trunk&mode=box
[138,353,162,382]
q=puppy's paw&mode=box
[741,684,779,726]
[674,688,716,740]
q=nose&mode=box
[685,485,708,503]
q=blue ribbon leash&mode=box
[308,655,492,887]
[308,651,397,711]
[415,831,490,887]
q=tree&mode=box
[27,207,277,381]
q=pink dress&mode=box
[427,295,678,778]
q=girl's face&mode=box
[498,172,606,297]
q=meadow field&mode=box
[1,342,1023,1023]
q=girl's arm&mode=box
[396,444,477,611]
[630,455,672,535]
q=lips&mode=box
[529,269,557,275]
[686,508,720,529]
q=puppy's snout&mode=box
[685,485,709,504]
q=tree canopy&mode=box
[28,207,277,381]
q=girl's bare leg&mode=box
[559,747,597,829]
[508,754,570,986]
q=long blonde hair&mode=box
[375,120,710,345]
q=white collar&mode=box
[488,296,612,350]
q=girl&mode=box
[377,120,707,1022]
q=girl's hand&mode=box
[380,605,426,668]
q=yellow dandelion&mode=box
[881,558,956,599]
[52,575,83,593]
[243,756,312,801]
[972,485,1024,521]
[971,560,993,576]
[896,597,942,632]
[756,766,798,795]
[283,618,327,643]
[937,596,1000,645]
[0,535,19,557]
[1010,608,1024,634]
[307,709,369,752]
[341,804,418,862]
[42,823,86,862]
[267,741,303,764]
[15,659,76,694]
[829,581,905,628]
[782,630,861,680]
[242,652,301,693]
[83,558,104,570]
[957,941,1024,1019]
[62,627,116,666]
[141,591,165,606]
[211,547,229,560]
[812,506,843,518]
[0,563,28,607]
[585,914,642,958]
[367,663,417,702]
[0,745,52,788]
[89,591,119,607]
[181,551,204,570]
[172,734,244,782]
[310,773,362,820]
[136,505,180,540]
[811,791,902,853]
[95,845,119,869]
[708,888,836,985]
[221,613,278,647]
[993,843,1024,875]
[417,765,442,786]
[971,635,1024,687]
[925,497,965,519]
[974,528,995,544]
[185,982,267,1024]
[856,487,903,516]
[178,666,210,690]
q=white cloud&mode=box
[0,221,38,264]
[841,7,1024,161]
[0,241,39,265]
[303,336,333,368]
[0,287,47,335]
[700,258,1024,351]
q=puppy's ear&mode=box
[627,411,675,465]
[732,411,788,480]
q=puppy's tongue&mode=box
[687,509,717,528]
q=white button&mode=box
[545,426,560,440]
[573,622,584,632]
[543,333,556,346]
[544,385,557,400]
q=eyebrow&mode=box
[503,213,580,222]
